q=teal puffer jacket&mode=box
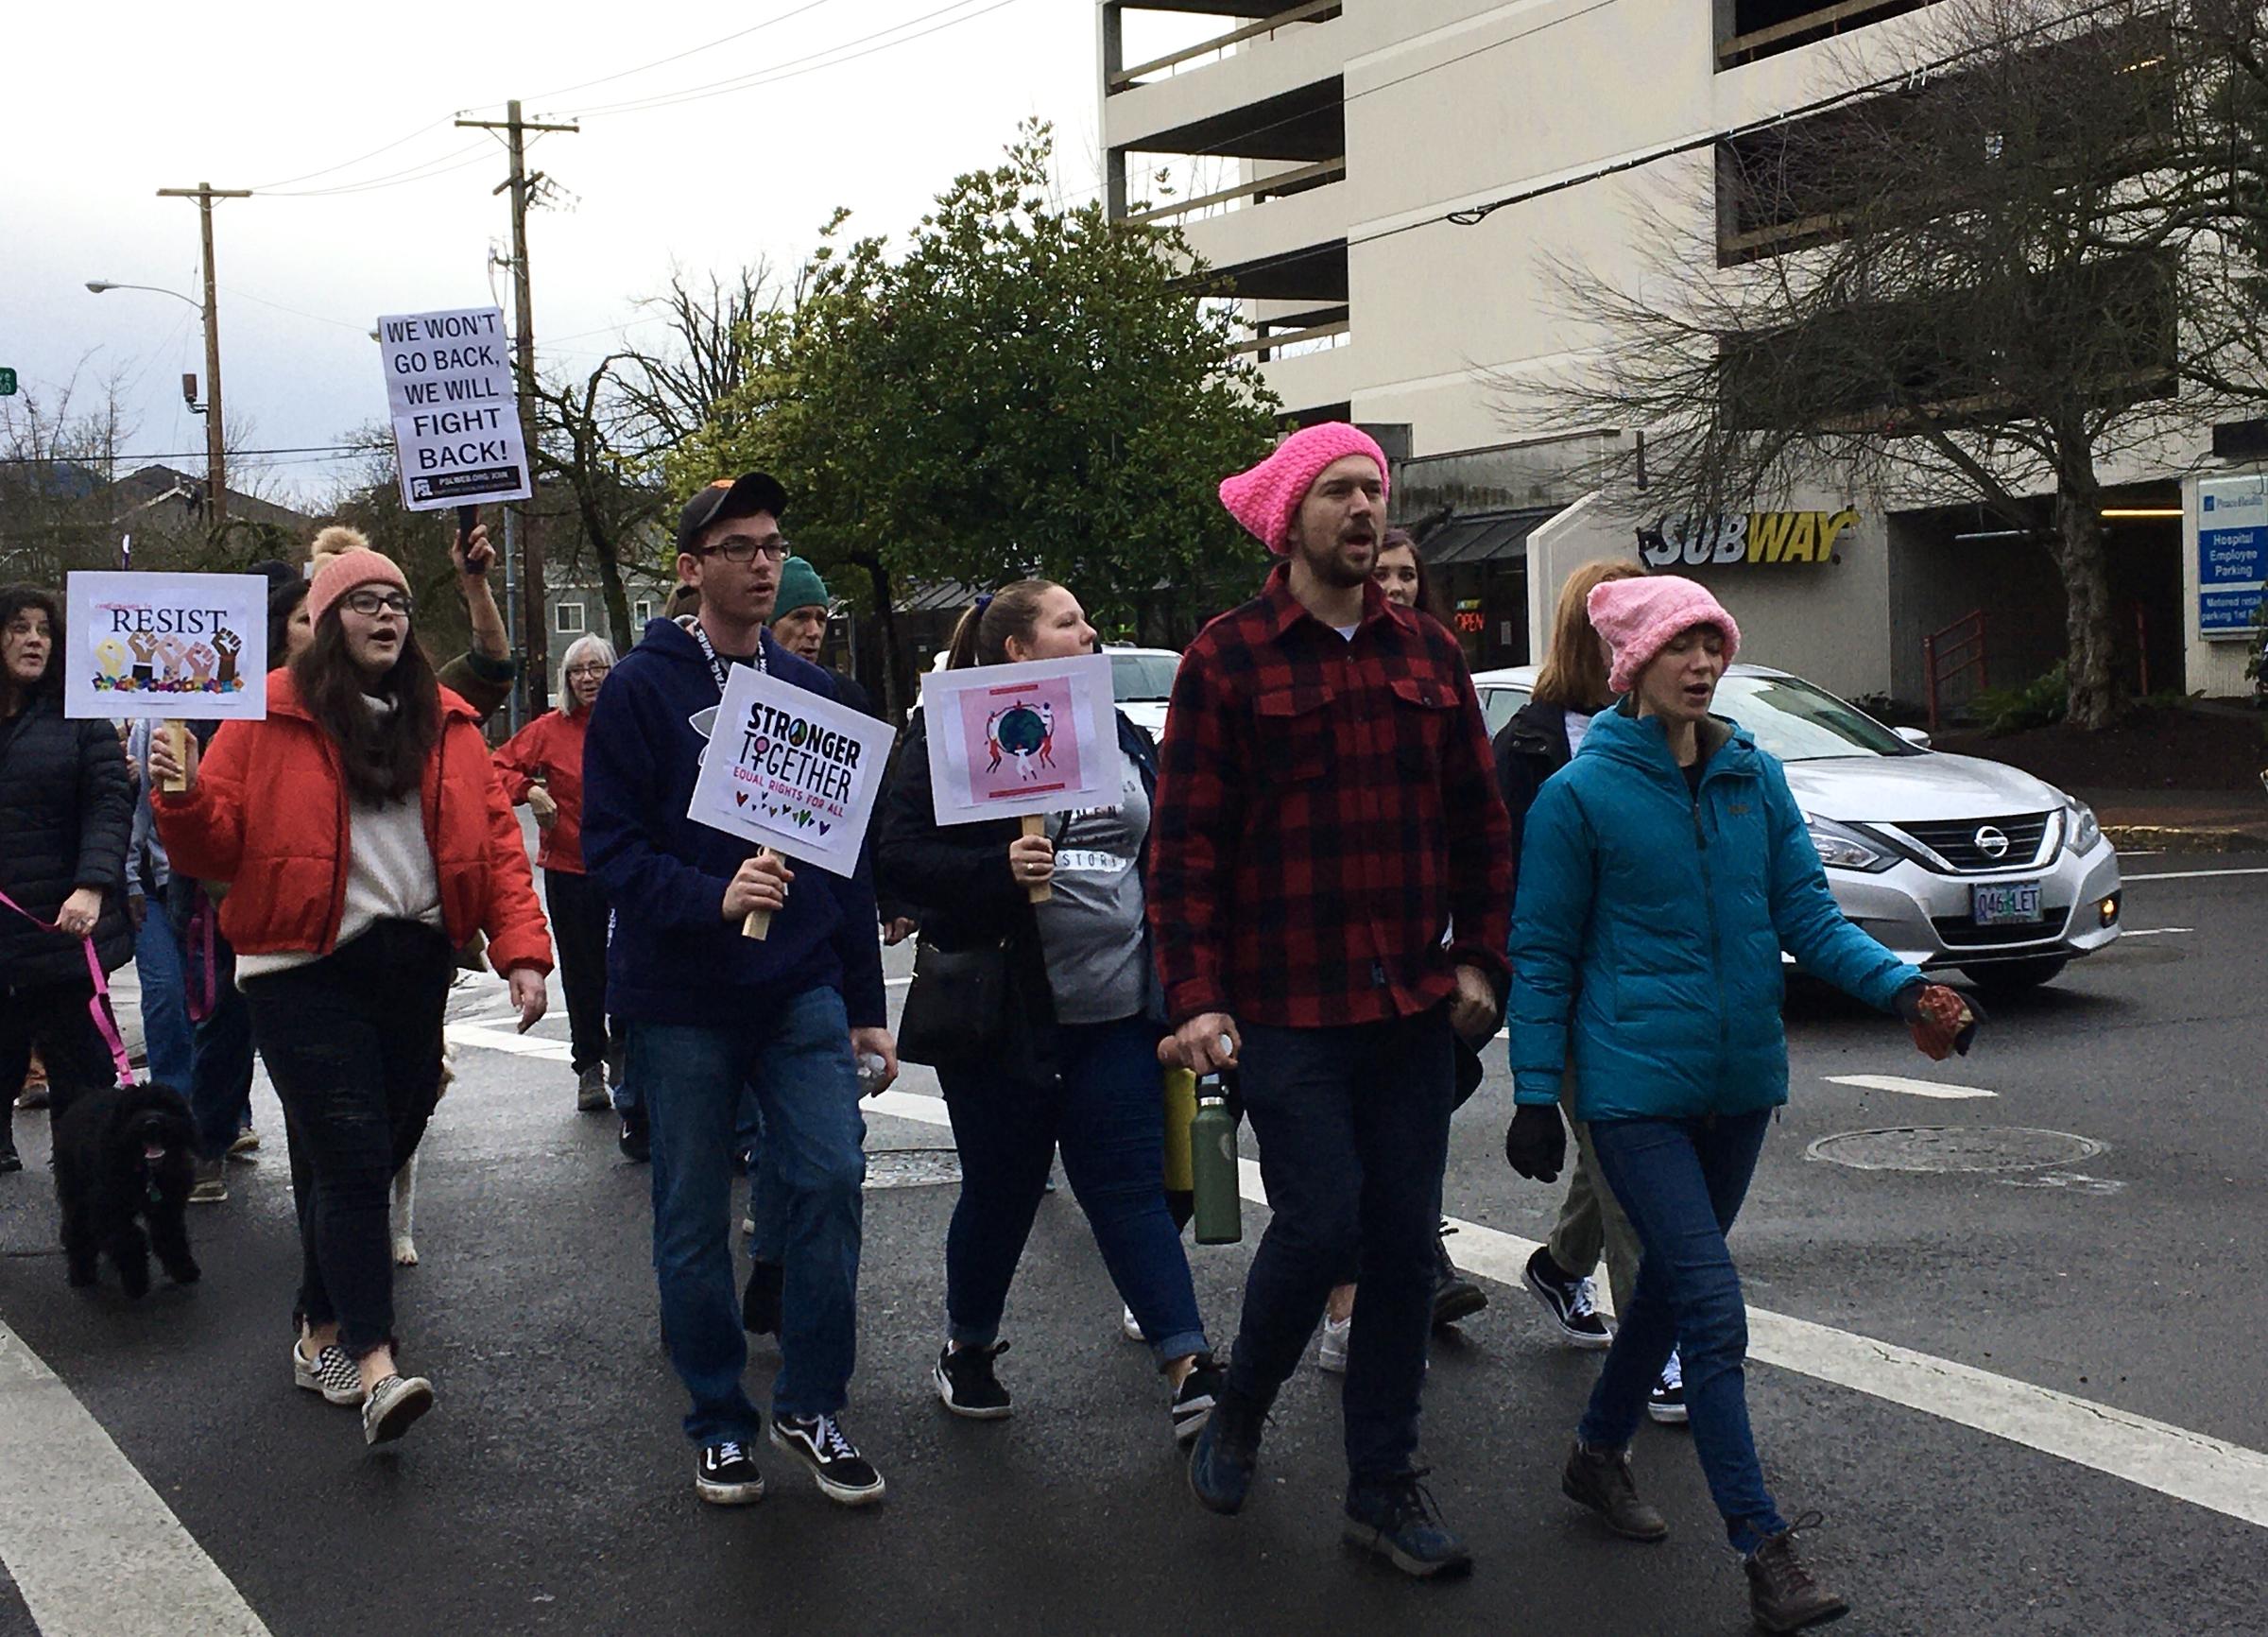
[1509,705,1922,1122]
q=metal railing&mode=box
[1922,609,1988,729]
[1108,1,1343,92]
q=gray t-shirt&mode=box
[1036,749,1152,1025]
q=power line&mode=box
[261,141,495,198]
[0,443,367,466]
[569,0,1027,119]
[245,119,453,193]
[526,0,849,101]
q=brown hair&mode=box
[290,603,441,805]
[1531,559,1648,711]
[944,580,1061,670]
[1374,527,1445,623]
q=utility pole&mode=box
[455,100,576,715]
[155,182,250,530]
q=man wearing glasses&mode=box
[581,473,898,1508]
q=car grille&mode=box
[1894,812,2053,873]
[1931,908,2071,948]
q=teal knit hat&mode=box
[774,555,829,617]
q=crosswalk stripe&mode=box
[0,1320,273,1637]
[1826,1074,1998,1099]
[858,1085,2268,1531]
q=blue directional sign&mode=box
[2196,474,2266,637]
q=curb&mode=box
[2104,823,2268,854]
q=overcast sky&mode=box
[6,0,1216,508]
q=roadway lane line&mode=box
[2123,867,2268,882]
[446,1023,572,1062]
[0,1320,272,1637]
[859,1086,2268,1531]
[1826,1074,1997,1099]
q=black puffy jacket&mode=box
[0,694,135,985]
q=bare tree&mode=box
[1523,0,2267,728]
[0,362,136,583]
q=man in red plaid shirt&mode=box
[1152,422,1510,1577]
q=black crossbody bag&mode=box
[895,937,1012,1068]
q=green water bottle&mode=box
[1189,1079,1242,1245]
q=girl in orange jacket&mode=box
[154,547,550,1450]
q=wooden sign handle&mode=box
[741,847,777,940]
[160,720,189,794]
[1022,814,1053,905]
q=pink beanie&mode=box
[307,548,411,628]
[1218,422,1390,554]
[1588,575,1742,695]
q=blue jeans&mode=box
[736,1093,788,1266]
[131,901,194,1093]
[936,1014,1209,1365]
[188,937,255,1163]
[630,984,867,1443]
[1577,1110,1786,1553]
[1228,1007,1453,1483]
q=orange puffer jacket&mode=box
[154,669,552,975]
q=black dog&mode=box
[53,1081,200,1297]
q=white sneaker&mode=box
[1317,1314,1352,1374]
[1121,1305,1145,1344]
[292,1339,362,1406]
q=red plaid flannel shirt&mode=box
[1146,565,1512,1028]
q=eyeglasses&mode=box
[564,663,610,678]
[342,590,414,618]
[698,537,787,565]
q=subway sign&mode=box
[1638,508,1858,569]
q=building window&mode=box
[556,602,585,634]
[634,598,654,623]
[1718,0,1936,71]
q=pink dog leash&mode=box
[0,887,137,1090]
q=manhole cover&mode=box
[865,1147,962,1189]
[1807,1126,2104,1174]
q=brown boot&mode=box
[1745,1515,1848,1632]
[1560,1440,1668,1542]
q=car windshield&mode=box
[1479,684,1528,740]
[1714,674,1918,761]
[1109,653,1177,702]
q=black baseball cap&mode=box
[677,472,788,555]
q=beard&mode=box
[1293,527,1377,590]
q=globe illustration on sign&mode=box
[986,699,1058,784]
[994,705,1046,757]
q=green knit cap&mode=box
[774,555,829,617]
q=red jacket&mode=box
[491,707,590,874]
[154,670,552,975]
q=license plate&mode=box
[1971,881,2044,926]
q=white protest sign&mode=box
[376,306,530,511]
[919,653,1119,827]
[686,664,897,880]
[62,572,269,722]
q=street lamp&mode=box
[86,262,232,526]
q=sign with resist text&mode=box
[685,663,897,879]
[61,572,269,722]
[377,306,530,510]
[2196,474,2266,638]
[919,653,1119,826]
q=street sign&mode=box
[2195,474,2266,638]
[0,368,17,395]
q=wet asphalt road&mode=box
[1,853,2261,1636]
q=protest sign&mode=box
[377,306,530,510]
[62,572,269,723]
[919,653,1118,827]
[685,663,897,884]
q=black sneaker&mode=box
[1523,1246,1611,1349]
[360,1373,435,1447]
[0,1147,20,1174]
[1342,1470,1473,1578]
[1169,1353,1226,1445]
[695,1439,765,1506]
[1432,1222,1488,1330]
[770,1413,885,1507]
[617,1107,649,1163]
[1187,1385,1266,1515]
[934,1342,1012,1420]
[1648,1347,1689,1425]
[742,1259,783,1337]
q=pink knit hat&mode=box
[306,547,411,628]
[1588,575,1742,695]
[1218,422,1390,554]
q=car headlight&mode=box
[1807,816,1899,873]
[2064,801,2101,855]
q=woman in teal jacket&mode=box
[1503,576,1972,1635]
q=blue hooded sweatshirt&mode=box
[580,617,885,1028]
[1509,705,1922,1123]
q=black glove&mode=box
[1503,1103,1568,1182]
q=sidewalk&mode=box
[2079,786,2268,852]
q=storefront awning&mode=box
[1417,507,1560,565]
